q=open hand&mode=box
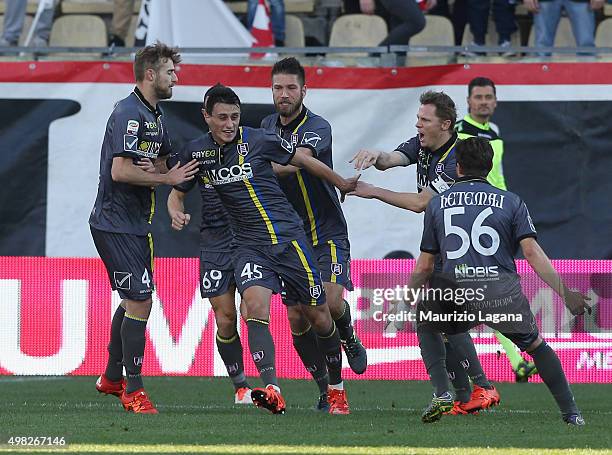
[165,159,199,186]
[563,289,592,316]
[349,149,381,170]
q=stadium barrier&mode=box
[0,257,610,382]
[1,62,612,261]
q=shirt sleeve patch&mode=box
[123,134,139,152]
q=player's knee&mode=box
[323,283,344,316]
[286,306,310,333]
[525,336,543,353]
[302,304,333,331]
[125,297,152,319]
[242,293,269,319]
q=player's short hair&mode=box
[271,57,306,86]
[384,250,414,259]
[456,137,494,178]
[133,41,181,82]
[468,77,496,96]
[205,85,241,114]
[203,83,224,106]
[419,91,456,126]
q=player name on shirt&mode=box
[440,191,505,209]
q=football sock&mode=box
[246,319,278,387]
[315,322,343,386]
[444,339,472,403]
[105,304,125,381]
[446,332,492,389]
[417,327,450,396]
[121,313,147,394]
[530,341,579,415]
[216,331,249,390]
[334,300,355,341]
[495,331,523,370]
[292,326,329,395]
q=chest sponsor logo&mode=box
[206,163,253,184]
[126,120,139,135]
[455,264,499,282]
[136,140,162,158]
[435,163,444,173]
[192,149,217,165]
[331,262,343,276]
[301,131,322,148]
[237,142,249,157]
[291,133,298,145]
[144,121,157,130]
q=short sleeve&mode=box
[259,130,296,165]
[395,136,419,165]
[159,117,172,157]
[169,144,197,193]
[296,120,331,158]
[110,104,143,160]
[420,199,440,254]
[513,199,537,242]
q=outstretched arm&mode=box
[111,157,199,187]
[349,149,410,171]
[520,237,591,315]
[289,147,360,201]
[349,181,434,213]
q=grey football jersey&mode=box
[421,177,537,299]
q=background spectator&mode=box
[0,0,55,47]
[343,0,435,45]
[467,0,518,50]
[247,0,285,46]
[108,0,135,47]
[524,0,604,48]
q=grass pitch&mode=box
[0,377,610,454]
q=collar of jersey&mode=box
[133,86,160,116]
[208,127,242,148]
[431,132,458,159]
[464,114,490,131]
[455,176,490,184]
[277,105,308,132]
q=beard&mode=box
[276,94,304,117]
[154,83,173,100]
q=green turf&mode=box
[0,377,610,454]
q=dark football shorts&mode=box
[199,250,235,298]
[488,295,540,351]
[233,237,326,306]
[90,226,154,301]
[282,238,353,306]
[416,272,540,350]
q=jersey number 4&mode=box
[444,207,500,259]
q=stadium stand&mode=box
[224,0,314,14]
[407,14,455,65]
[284,13,305,47]
[49,14,106,46]
[328,13,387,55]
[462,17,521,52]
[527,16,576,47]
[0,12,33,45]
[60,0,140,15]
[0,1,38,14]
[595,17,612,47]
